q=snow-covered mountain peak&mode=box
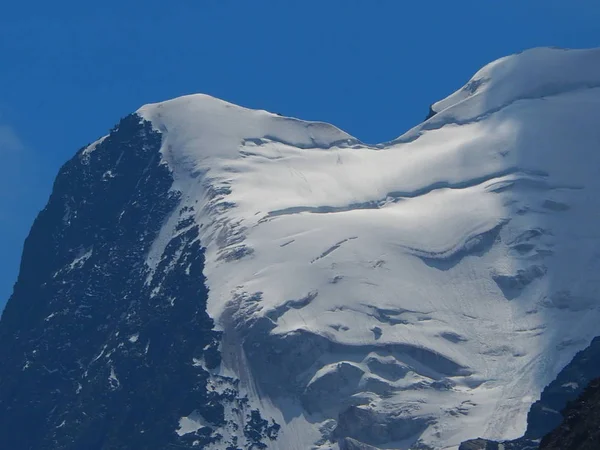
[430,47,600,121]
[133,47,600,449]
[6,47,600,450]
[137,93,359,162]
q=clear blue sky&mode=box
[1,0,599,309]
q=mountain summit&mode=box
[3,47,600,450]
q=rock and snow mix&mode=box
[137,47,600,449]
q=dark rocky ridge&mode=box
[0,115,278,449]
[539,377,600,450]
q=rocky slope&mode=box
[539,377,600,450]
[0,116,278,449]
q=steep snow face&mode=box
[138,48,600,449]
[431,47,600,117]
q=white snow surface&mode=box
[80,135,107,164]
[176,411,210,437]
[137,48,600,449]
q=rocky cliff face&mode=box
[0,115,278,450]
[539,377,600,450]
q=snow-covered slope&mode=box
[136,47,600,449]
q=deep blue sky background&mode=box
[1,1,599,309]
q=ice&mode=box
[176,411,209,436]
[137,47,600,449]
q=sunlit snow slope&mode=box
[138,47,600,449]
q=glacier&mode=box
[97,47,600,449]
